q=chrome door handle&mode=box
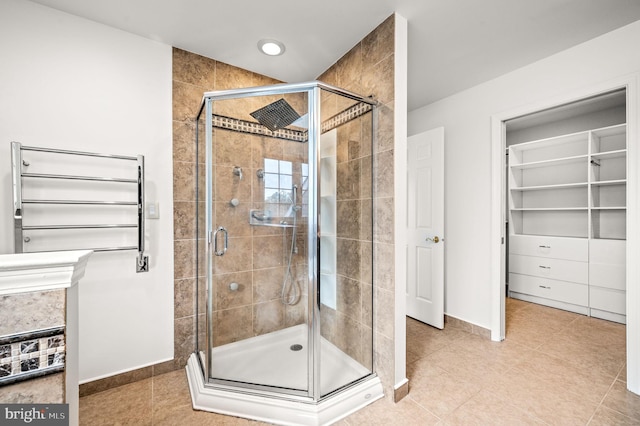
[426,236,440,243]
[213,226,228,256]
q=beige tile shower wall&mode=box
[172,49,309,370]
[210,125,308,347]
[319,102,374,370]
[317,15,396,396]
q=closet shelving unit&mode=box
[508,123,626,323]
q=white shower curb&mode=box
[186,353,384,425]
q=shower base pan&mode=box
[186,324,384,425]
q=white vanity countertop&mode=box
[0,250,92,295]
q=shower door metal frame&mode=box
[197,81,377,403]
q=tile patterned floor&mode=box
[80,298,640,425]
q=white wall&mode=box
[408,19,640,329]
[506,106,626,146]
[393,13,409,394]
[0,0,174,382]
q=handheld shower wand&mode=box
[281,183,300,305]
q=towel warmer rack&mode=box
[11,142,149,272]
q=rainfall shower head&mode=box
[250,98,301,132]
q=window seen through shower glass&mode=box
[264,158,292,218]
[263,158,308,217]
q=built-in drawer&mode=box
[509,254,588,284]
[589,263,625,290]
[590,286,626,315]
[509,235,588,262]
[509,273,588,307]
[589,239,626,290]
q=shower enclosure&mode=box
[185,81,383,425]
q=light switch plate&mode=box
[146,202,159,219]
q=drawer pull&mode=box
[538,265,551,269]
[539,285,551,289]
[538,245,551,249]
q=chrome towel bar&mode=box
[22,199,138,205]
[19,144,138,161]
[21,172,138,183]
[22,224,138,230]
[11,141,149,272]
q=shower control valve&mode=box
[233,166,243,180]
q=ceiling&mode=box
[27,0,640,111]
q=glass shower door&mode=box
[202,91,311,395]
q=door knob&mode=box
[426,236,440,243]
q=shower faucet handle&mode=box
[233,166,243,180]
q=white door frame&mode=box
[490,73,640,395]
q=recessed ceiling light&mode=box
[258,39,285,56]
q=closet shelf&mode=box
[510,130,588,151]
[591,149,626,160]
[590,179,626,186]
[509,155,588,170]
[510,182,587,191]
[511,207,588,212]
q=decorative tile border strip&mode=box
[0,326,65,386]
[212,115,307,142]
[211,101,373,142]
[321,102,373,134]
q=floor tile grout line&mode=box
[405,392,445,423]
[599,378,640,423]
[585,376,620,425]
[529,342,624,384]
[506,334,624,409]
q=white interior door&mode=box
[406,127,445,328]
